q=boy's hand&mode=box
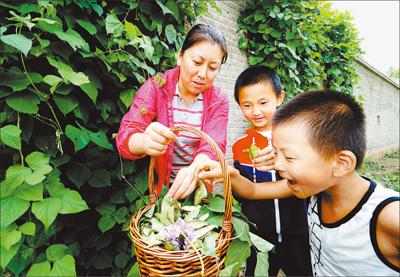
[195,160,226,183]
[253,146,276,172]
[142,122,177,156]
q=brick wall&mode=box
[198,1,399,162]
[196,0,249,163]
[353,60,400,158]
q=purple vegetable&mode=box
[160,218,196,250]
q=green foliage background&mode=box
[0,0,216,275]
[238,0,363,98]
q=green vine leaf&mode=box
[119,88,135,108]
[165,24,176,44]
[5,92,40,114]
[96,204,116,216]
[255,252,269,277]
[56,189,89,214]
[49,255,76,277]
[8,11,35,29]
[140,35,154,61]
[18,222,36,236]
[114,252,129,268]
[249,232,274,253]
[14,183,43,201]
[80,82,98,104]
[165,0,180,22]
[0,224,22,250]
[105,14,123,36]
[53,94,79,115]
[0,240,23,270]
[232,217,250,242]
[0,197,30,228]
[54,28,89,52]
[76,19,97,35]
[27,261,51,277]
[1,165,31,198]
[219,264,236,276]
[224,240,251,275]
[0,34,32,56]
[26,151,51,171]
[127,262,140,277]
[66,162,91,188]
[98,215,116,233]
[88,169,111,188]
[65,125,90,152]
[47,57,90,86]
[0,124,21,150]
[88,130,113,151]
[46,244,69,262]
[124,21,142,41]
[113,207,128,224]
[32,197,62,229]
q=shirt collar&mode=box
[175,84,203,101]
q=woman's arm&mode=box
[116,78,157,159]
[116,78,176,158]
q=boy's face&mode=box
[272,120,336,199]
[238,82,284,132]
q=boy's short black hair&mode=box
[234,65,283,104]
[272,90,366,169]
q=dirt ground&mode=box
[359,151,400,191]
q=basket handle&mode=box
[147,124,232,229]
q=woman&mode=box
[116,24,229,200]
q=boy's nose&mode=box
[253,106,261,115]
[274,156,285,172]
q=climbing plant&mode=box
[0,0,216,275]
[238,0,363,98]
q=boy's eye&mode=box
[261,101,268,105]
[193,60,201,65]
[209,66,217,71]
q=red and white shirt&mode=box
[170,86,203,181]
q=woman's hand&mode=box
[167,167,197,199]
[253,146,276,172]
[130,122,177,156]
[168,154,211,199]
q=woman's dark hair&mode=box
[181,23,228,64]
[234,66,283,104]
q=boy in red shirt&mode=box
[231,66,311,276]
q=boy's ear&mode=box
[333,150,357,177]
[278,91,285,106]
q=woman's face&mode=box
[177,41,224,97]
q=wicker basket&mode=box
[130,125,233,276]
